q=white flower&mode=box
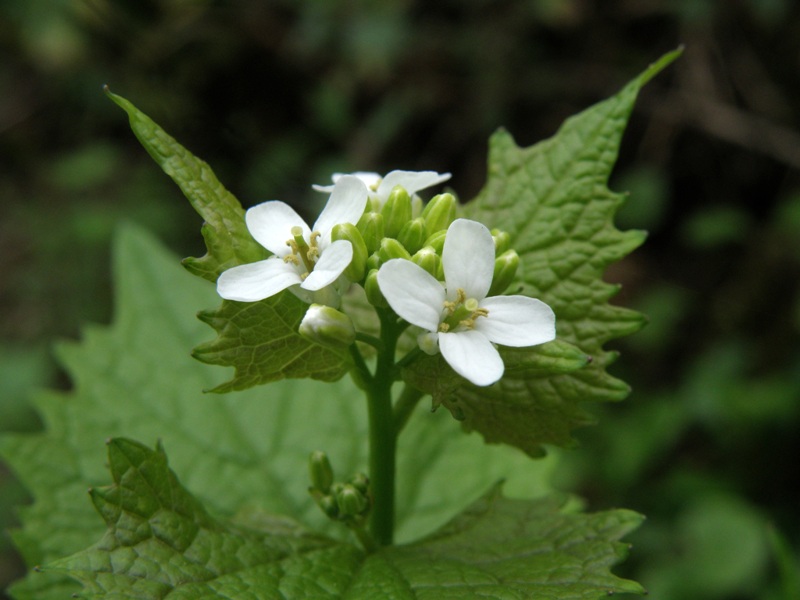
[377,218,555,386]
[217,175,368,304]
[313,170,451,209]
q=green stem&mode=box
[355,331,384,352]
[393,384,424,434]
[366,309,402,546]
[349,344,372,390]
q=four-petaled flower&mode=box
[377,218,556,386]
[313,170,451,208]
[217,175,368,304]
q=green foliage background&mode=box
[2,1,800,598]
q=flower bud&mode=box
[410,194,423,219]
[411,246,442,278]
[488,249,520,296]
[331,223,367,282]
[422,192,456,234]
[336,483,368,517]
[397,217,427,255]
[366,252,382,272]
[308,451,334,493]
[381,185,413,238]
[317,494,339,518]
[378,237,411,263]
[349,472,369,495]
[365,269,388,308]
[299,304,356,349]
[492,229,511,255]
[423,229,446,254]
[357,212,384,254]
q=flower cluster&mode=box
[216,169,555,386]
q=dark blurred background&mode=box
[2,1,800,598]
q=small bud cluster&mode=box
[308,451,371,525]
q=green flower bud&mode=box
[381,185,413,238]
[397,217,428,255]
[488,249,520,296]
[357,212,384,254]
[336,483,368,517]
[365,269,388,308]
[331,222,368,282]
[308,451,334,493]
[349,472,369,495]
[318,494,339,519]
[378,237,412,263]
[422,192,456,234]
[423,229,447,254]
[299,304,356,349]
[411,195,423,219]
[411,246,442,278]
[492,229,511,255]
[366,252,382,272]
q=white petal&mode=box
[301,239,353,291]
[377,259,445,331]
[246,201,310,257]
[313,175,368,237]
[217,258,302,302]
[476,296,556,347]
[377,170,451,199]
[338,171,382,189]
[442,219,495,301]
[439,330,504,386]
[312,184,335,193]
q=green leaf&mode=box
[193,296,353,392]
[367,484,644,599]
[49,438,363,599]
[411,49,682,455]
[0,225,559,598]
[51,439,642,599]
[105,88,266,281]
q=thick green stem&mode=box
[366,309,402,546]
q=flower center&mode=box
[439,288,489,332]
[284,226,322,276]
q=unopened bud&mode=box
[492,229,511,255]
[299,305,356,349]
[488,249,520,296]
[365,269,388,308]
[397,217,428,255]
[381,185,412,238]
[349,473,369,495]
[318,494,339,518]
[309,451,334,493]
[411,246,442,278]
[357,212,384,254]
[366,252,382,272]
[422,193,456,234]
[378,238,411,263]
[410,195,423,219]
[423,229,447,254]
[336,483,368,517]
[331,223,367,282]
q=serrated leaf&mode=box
[365,484,644,599]
[52,439,642,599]
[411,49,681,455]
[194,295,353,391]
[0,225,559,598]
[50,438,363,599]
[105,88,266,281]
